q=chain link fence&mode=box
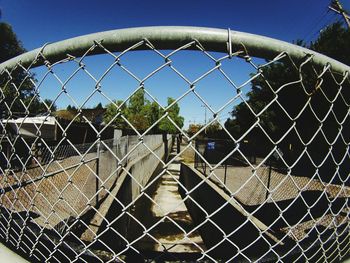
[0,27,349,262]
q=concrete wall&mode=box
[126,134,166,201]
[97,134,171,200]
[123,134,172,200]
[86,134,173,249]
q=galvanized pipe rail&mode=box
[0,26,349,74]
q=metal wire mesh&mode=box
[0,27,349,262]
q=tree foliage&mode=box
[224,22,350,174]
[104,91,184,133]
[226,22,350,137]
[159,97,184,134]
[205,120,222,136]
[310,22,350,65]
[187,124,203,137]
[94,102,103,109]
[127,89,150,130]
[0,22,56,116]
[0,23,26,62]
[104,100,127,128]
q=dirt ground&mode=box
[179,142,195,163]
[0,153,98,230]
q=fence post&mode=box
[96,139,101,205]
[176,134,180,154]
[163,133,168,161]
[126,135,129,165]
[194,140,197,169]
[266,158,272,200]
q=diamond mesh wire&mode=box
[0,27,349,262]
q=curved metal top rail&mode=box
[0,26,349,74]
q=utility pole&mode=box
[201,105,207,126]
[329,0,350,28]
[201,104,207,134]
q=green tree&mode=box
[0,23,26,63]
[310,22,350,65]
[0,22,55,116]
[226,22,350,138]
[94,102,103,109]
[103,92,184,133]
[205,120,222,136]
[104,100,127,128]
[127,89,150,130]
[41,99,57,113]
[159,97,184,134]
[225,22,350,177]
[129,89,146,114]
[29,98,58,115]
[66,104,77,111]
[144,101,161,133]
[187,124,203,137]
[0,22,35,114]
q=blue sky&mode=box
[0,0,348,128]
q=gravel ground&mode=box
[0,153,98,229]
[204,165,350,205]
